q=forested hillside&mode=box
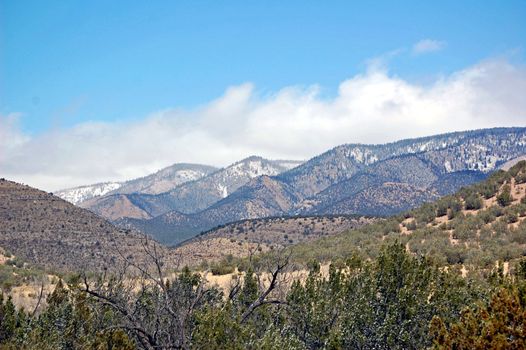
[2,162,526,349]
[287,160,526,271]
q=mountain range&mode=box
[70,157,302,221]
[59,127,526,245]
[4,127,526,269]
[56,163,218,205]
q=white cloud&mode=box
[412,39,446,54]
[1,58,526,191]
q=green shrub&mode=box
[406,220,417,231]
[466,249,495,268]
[210,259,236,275]
[5,257,24,269]
[478,209,496,224]
[479,226,493,241]
[515,171,526,184]
[510,228,526,244]
[416,203,438,224]
[436,200,449,217]
[381,219,401,234]
[509,161,525,176]
[497,185,513,207]
[465,193,483,210]
[452,215,482,240]
[488,205,504,218]
[444,246,468,264]
[495,244,523,262]
[505,211,519,224]
[448,199,463,219]
[492,220,510,237]
[453,226,475,240]
[478,182,500,199]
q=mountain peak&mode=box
[57,163,217,205]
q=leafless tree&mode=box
[81,236,219,349]
[80,235,291,349]
[240,250,290,323]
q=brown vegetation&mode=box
[0,179,175,273]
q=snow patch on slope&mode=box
[217,184,228,198]
[175,170,206,182]
[56,182,122,205]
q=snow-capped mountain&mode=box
[278,127,526,197]
[56,163,217,205]
[110,163,218,195]
[122,127,526,245]
[82,156,304,220]
[153,156,303,214]
[55,182,122,205]
[200,156,302,200]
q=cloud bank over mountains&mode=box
[1,58,525,191]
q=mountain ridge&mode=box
[83,156,303,221]
[56,163,218,205]
[122,127,526,244]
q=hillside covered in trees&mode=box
[285,160,526,271]
[2,162,526,348]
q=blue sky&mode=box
[1,1,526,190]
[2,0,525,134]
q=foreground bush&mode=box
[190,244,476,349]
[1,244,525,349]
[430,284,526,349]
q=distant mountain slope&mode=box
[56,163,217,205]
[286,160,526,269]
[194,175,300,226]
[0,179,167,273]
[296,129,526,216]
[298,155,438,213]
[122,175,301,245]
[122,127,526,243]
[108,163,217,195]
[85,157,303,221]
[430,171,488,195]
[300,154,489,216]
[154,156,303,214]
[80,193,155,221]
[221,128,526,219]
[55,182,122,205]
[317,182,440,217]
[278,127,526,198]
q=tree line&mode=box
[1,242,525,349]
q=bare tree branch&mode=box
[241,252,290,323]
[31,281,45,317]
